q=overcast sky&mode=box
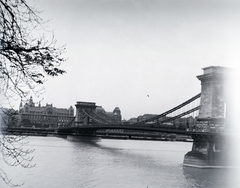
[24,0,240,120]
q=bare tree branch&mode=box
[0,0,66,100]
[0,108,36,186]
[0,0,67,186]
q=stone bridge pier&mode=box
[60,101,101,141]
[183,66,235,168]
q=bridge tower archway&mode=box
[75,102,97,126]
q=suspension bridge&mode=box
[57,66,233,168]
[57,93,202,137]
[6,66,236,168]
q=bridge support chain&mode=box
[183,134,238,168]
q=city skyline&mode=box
[9,0,240,119]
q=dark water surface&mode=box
[1,136,239,188]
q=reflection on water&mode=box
[183,167,240,188]
[0,136,239,188]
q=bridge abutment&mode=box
[183,135,228,168]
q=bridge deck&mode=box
[57,124,223,136]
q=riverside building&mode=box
[18,97,74,128]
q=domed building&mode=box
[95,106,106,114]
[95,106,122,124]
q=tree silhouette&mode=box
[0,0,66,100]
[1,108,35,187]
[0,0,66,186]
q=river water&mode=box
[1,136,240,188]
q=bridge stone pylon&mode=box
[75,102,97,126]
[195,66,232,132]
[197,66,227,120]
[184,66,236,168]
